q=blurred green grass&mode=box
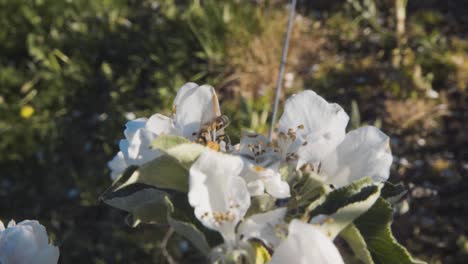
[0,0,467,263]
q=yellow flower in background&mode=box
[20,105,34,119]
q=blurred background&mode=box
[0,0,467,263]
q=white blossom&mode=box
[108,82,223,179]
[278,90,392,187]
[320,125,393,188]
[278,90,349,169]
[0,220,59,264]
[269,220,344,264]
[237,208,287,249]
[188,150,250,246]
[238,132,290,198]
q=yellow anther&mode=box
[253,165,266,172]
[207,141,220,151]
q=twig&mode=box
[268,0,297,140]
[159,227,177,264]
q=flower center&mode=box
[253,165,266,172]
[207,141,220,151]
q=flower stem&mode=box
[268,0,297,140]
[159,227,177,264]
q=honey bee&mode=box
[197,115,231,149]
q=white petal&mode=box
[278,90,349,165]
[173,83,221,140]
[0,221,41,263]
[246,180,265,196]
[17,220,49,248]
[34,245,60,264]
[146,113,176,136]
[188,150,250,244]
[119,139,130,160]
[123,118,147,141]
[7,220,16,227]
[108,151,127,180]
[237,208,287,248]
[238,132,278,162]
[240,161,290,199]
[264,178,290,199]
[0,221,4,232]
[126,129,161,165]
[270,220,344,264]
[321,126,393,188]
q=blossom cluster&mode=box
[106,83,395,263]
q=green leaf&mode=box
[354,198,426,264]
[164,197,211,255]
[164,143,207,169]
[308,177,375,217]
[151,134,190,151]
[340,224,374,264]
[381,182,407,205]
[245,194,276,218]
[102,185,170,226]
[118,155,189,192]
[307,178,381,239]
[117,137,207,192]
[285,172,328,221]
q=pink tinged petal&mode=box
[321,126,393,188]
[270,220,344,264]
[188,150,250,244]
[123,118,147,141]
[278,90,349,165]
[173,83,221,140]
[7,220,16,227]
[146,113,175,136]
[237,208,287,248]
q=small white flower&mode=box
[237,208,287,249]
[108,82,224,179]
[269,220,344,264]
[278,90,393,187]
[0,220,59,264]
[278,90,349,169]
[320,126,393,188]
[108,115,173,179]
[188,150,250,246]
[242,162,290,199]
[238,132,290,198]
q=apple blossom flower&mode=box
[108,82,226,179]
[238,132,290,198]
[0,220,59,264]
[320,125,393,188]
[269,220,344,264]
[237,208,287,249]
[278,90,392,187]
[278,90,349,169]
[188,150,250,246]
